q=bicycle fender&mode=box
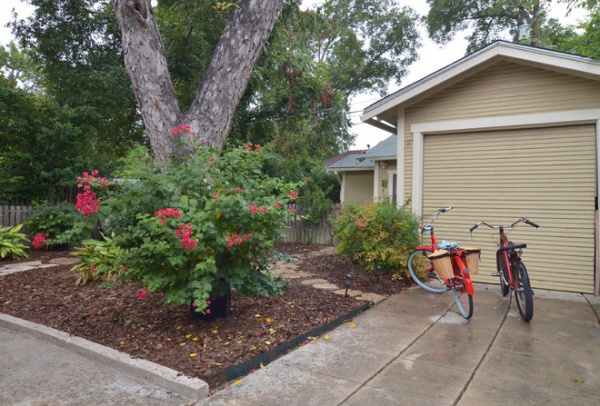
[463,270,475,296]
[416,246,434,252]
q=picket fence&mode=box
[0,206,35,230]
[0,204,335,245]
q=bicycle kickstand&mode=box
[432,288,450,309]
[493,293,511,309]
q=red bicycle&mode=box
[408,207,475,319]
[470,218,539,322]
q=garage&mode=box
[362,41,600,294]
[421,125,596,293]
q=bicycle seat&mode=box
[499,243,527,252]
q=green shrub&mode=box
[24,202,83,247]
[332,202,420,277]
[0,224,29,260]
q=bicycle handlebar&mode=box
[420,207,454,234]
[470,218,540,232]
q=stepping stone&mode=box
[333,289,363,297]
[311,282,339,290]
[301,278,328,285]
[0,266,36,276]
[277,273,303,279]
[356,292,387,304]
[3,261,42,268]
[49,258,81,265]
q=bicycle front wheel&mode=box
[513,260,533,322]
[408,249,447,293]
[498,253,510,297]
[451,283,473,319]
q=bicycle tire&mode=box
[451,282,473,319]
[408,249,447,293]
[513,260,533,322]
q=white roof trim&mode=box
[362,41,600,123]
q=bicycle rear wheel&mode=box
[451,282,473,319]
[408,249,447,293]
[512,260,533,322]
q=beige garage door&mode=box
[422,125,596,293]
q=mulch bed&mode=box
[0,243,409,391]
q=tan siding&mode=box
[421,125,596,293]
[407,62,600,123]
[343,172,374,204]
[402,61,600,210]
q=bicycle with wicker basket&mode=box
[407,207,478,319]
[469,218,539,322]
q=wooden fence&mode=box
[1,204,336,245]
[0,206,35,229]
[281,204,335,245]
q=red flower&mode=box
[32,233,48,249]
[136,287,150,300]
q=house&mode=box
[361,40,600,295]
[325,137,400,205]
[325,149,374,205]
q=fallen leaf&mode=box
[265,341,272,345]
[260,362,264,368]
[323,335,330,340]
[192,337,199,341]
[185,334,192,339]
[189,353,197,357]
[236,379,241,384]
[265,317,272,323]
[349,322,356,328]
[255,313,261,318]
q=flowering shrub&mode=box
[332,202,420,278]
[76,170,110,217]
[72,136,302,315]
[24,202,83,248]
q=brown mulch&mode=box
[0,243,409,390]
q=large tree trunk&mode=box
[184,0,282,149]
[111,0,283,163]
[111,0,180,163]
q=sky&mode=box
[0,0,589,150]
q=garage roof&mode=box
[361,41,600,134]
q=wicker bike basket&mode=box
[428,249,454,280]
[461,247,481,275]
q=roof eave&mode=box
[362,41,600,123]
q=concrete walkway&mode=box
[196,287,600,406]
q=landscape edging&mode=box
[0,312,209,401]
[204,300,375,387]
